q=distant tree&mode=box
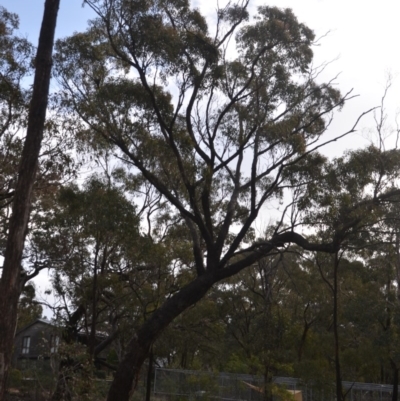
[295,142,400,401]
[33,176,141,400]
[33,175,142,357]
[16,284,43,331]
[33,174,194,399]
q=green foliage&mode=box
[7,369,22,388]
[0,6,33,249]
[54,0,346,263]
[17,284,43,330]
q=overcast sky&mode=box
[2,0,400,314]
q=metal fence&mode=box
[153,368,399,401]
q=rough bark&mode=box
[145,349,154,401]
[0,1,60,399]
[263,368,273,401]
[50,359,73,401]
[298,304,314,363]
[106,273,217,400]
[391,359,399,401]
[332,253,344,401]
[51,305,85,401]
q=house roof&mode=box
[15,318,56,336]
[16,318,108,341]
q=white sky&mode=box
[2,0,400,315]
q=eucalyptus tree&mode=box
[214,257,297,401]
[0,6,74,246]
[362,203,400,401]
[0,1,60,398]
[52,0,400,398]
[0,7,33,244]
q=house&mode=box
[12,318,59,367]
[13,318,112,370]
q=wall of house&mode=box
[12,321,55,365]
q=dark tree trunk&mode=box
[51,359,73,401]
[263,367,273,401]
[333,254,344,401]
[0,1,60,399]
[298,304,315,363]
[51,305,85,401]
[298,322,310,363]
[145,349,154,401]
[260,259,274,401]
[89,247,99,359]
[391,360,399,401]
[106,273,216,401]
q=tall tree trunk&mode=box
[391,359,399,401]
[89,245,99,360]
[50,358,73,401]
[263,367,273,401]
[51,305,85,401]
[145,349,154,401]
[0,1,60,399]
[333,253,343,401]
[298,322,310,363]
[391,231,400,401]
[106,272,216,401]
[260,259,274,401]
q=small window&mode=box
[50,335,60,353]
[21,336,30,354]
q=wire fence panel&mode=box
[154,368,400,401]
